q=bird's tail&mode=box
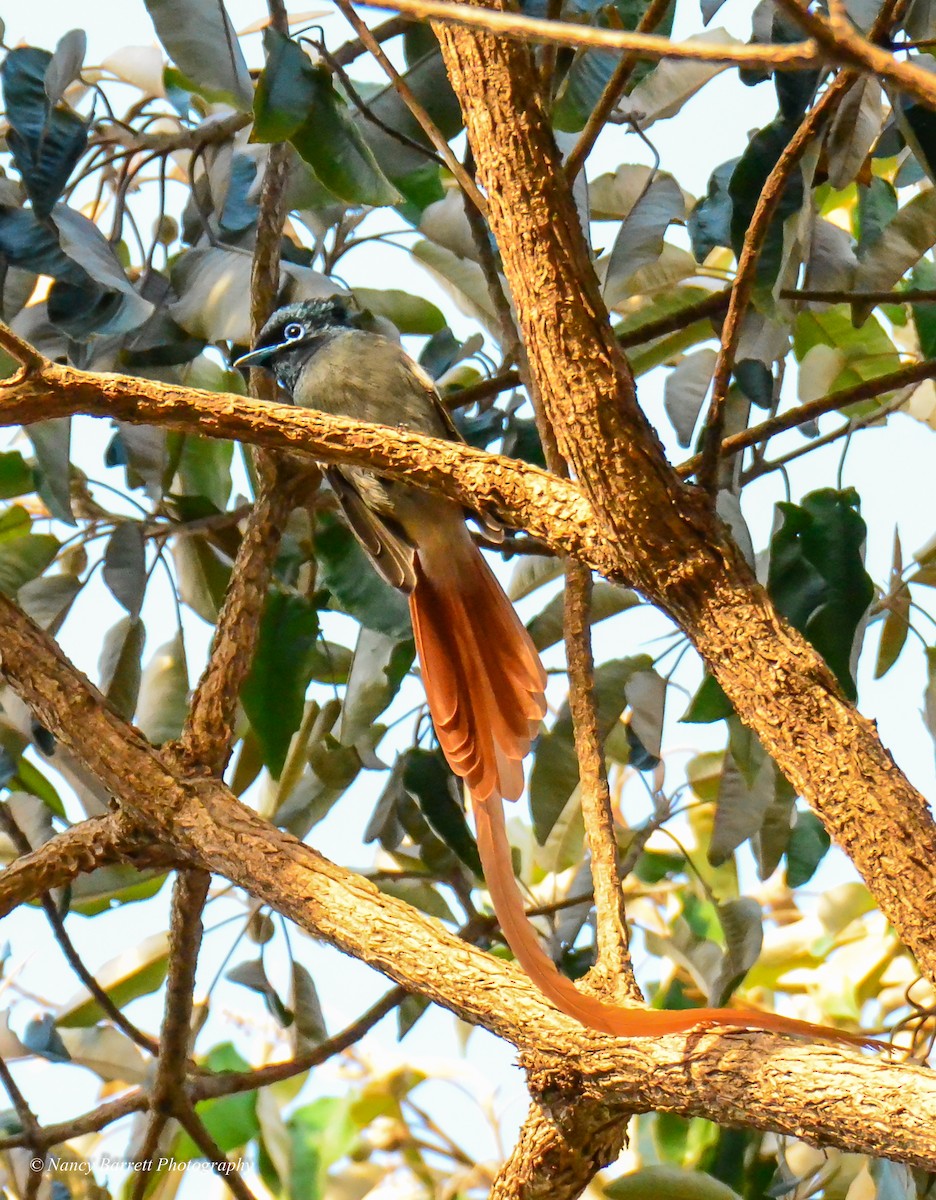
[409,523,880,1049]
[408,523,547,807]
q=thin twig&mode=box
[563,562,638,998]
[565,0,675,182]
[694,73,851,496]
[781,287,936,304]
[174,1100,258,1200]
[333,0,488,213]
[678,354,936,478]
[0,806,160,1055]
[332,13,413,65]
[359,0,824,69]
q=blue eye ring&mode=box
[283,322,304,341]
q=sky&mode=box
[2,1,936,1196]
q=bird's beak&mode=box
[233,344,279,371]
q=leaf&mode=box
[824,76,883,190]
[664,348,717,447]
[875,585,911,678]
[351,287,444,334]
[241,589,321,777]
[288,1096,359,1200]
[27,417,74,523]
[797,343,847,405]
[603,172,686,306]
[52,206,154,332]
[227,959,290,1025]
[911,257,936,358]
[0,530,59,596]
[682,673,733,724]
[316,514,412,638]
[44,29,87,105]
[0,47,88,217]
[508,554,564,601]
[98,616,145,721]
[616,32,733,128]
[17,573,81,630]
[401,748,481,875]
[291,66,401,207]
[525,581,641,653]
[57,931,170,1026]
[291,962,327,1051]
[709,898,763,1006]
[137,633,189,744]
[173,534,231,623]
[175,1045,260,1158]
[530,656,651,842]
[144,0,254,110]
[793,305,900,395]
[688,158,737,261]
[69,864,167,915]
[21,1013,70,1063]
[412,240,500,335]
[785,809,830,887]
[339,626,414,747]
[851,186,936,300]
[58,1025,148,1085]
[711,751,776,866]
[0,451,35,500]
[175,433,233,512]
[767,489,874,699]
[253,28,317,142]
[103,523,147,619]
[729,118,804,285]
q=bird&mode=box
[236,298,881,1050]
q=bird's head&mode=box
[233,296,360,389]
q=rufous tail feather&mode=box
[409,526,881,1050]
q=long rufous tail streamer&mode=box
[409,523,880,1050]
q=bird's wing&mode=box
[325,467,417,593]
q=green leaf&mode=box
[173,533,232,623]
[253,28,317,142]
[98,616,145,721]
[102,523,147,619]
[143,0,254,110]
[401,748,481,875]
[241,589,321,777]
[377,876,456,922]
[176,434,233,512]
[136,633,190,744]
[316,514,412,638]
[526,581,641,653]
[793,305,900,397]
[729,118,804,285]
[0,47,88,217]
[0,529,58,595]
[709,897,763,1005]
[291,963,328,1051]
[910,257,936,358]
[852,186,936,302]
[69,865,168,915]
[57,931,170,1026]
[875,584,911,678]
[856,176,897,257]
[767,488,874,699]
[0,451,35,499]
[27,418,74,524]
[351,287,445,334]
[785,809,830,887]
[289,1096,359,1200]
[291,66,401,207]
[682,673,733,724]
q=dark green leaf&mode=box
[895,89,936,186]
[316,514,412,638]
[710,899,763,1007]
[733,359,773,408]
[785,809,830,887]
[771,10,821,120]
[688,158,737,261]
[291,963,328,1051]
[0,530,58,595]
[856,177,897,258]
[911,257,936,358]
[102,523,147,619]
[254,29,317,142]
[729,119,804,286]
[767,488,874,699]
[0,47,88,216]
[176,434,233,512]
[241,589,320,777]
[143,0,254,110]
[530,656,651,842]
[22,1013,70,1063]
[291,66,401,207]
[352,287,445,334]
[401,748,481,875]
[175,1048,259,1158]
[0,451,36,499]
[682,673,733,724]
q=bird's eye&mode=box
[283,322,304,341]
